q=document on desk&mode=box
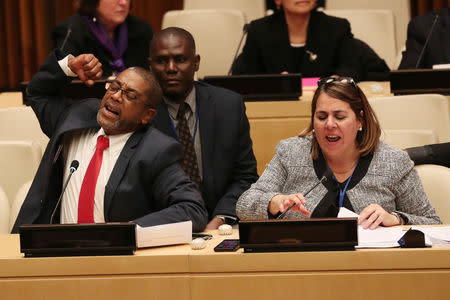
[338,207,403,248]
[136,221,192,248]
[411,226,450,246]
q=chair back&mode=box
[183,0,265,22]
[415,164,450,224]
[0,106,49,154]
[162,9,247,78]
[324,9,397,69]
[0,140,41,206]
[381,129,438,149]
[369,94,450,143]
[9,180,32,233]
[0,185,9,234]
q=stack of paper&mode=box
[338,207,403,248]
[136,221,192,248]
[411,226,450,246]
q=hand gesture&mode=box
[358,204,400,229]
[269,193,310,217]
[68,54,103,86]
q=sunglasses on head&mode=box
[317,76,358,90]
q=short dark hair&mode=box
[150,27,196,55]
[127,67,162,108]
[299,77,381,160]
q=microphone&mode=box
[277,168,332,219]
[50,160,79,224]
[306,50,318,62]
[60,24,72,53]
[227,24,249,75]
[415,14,439,68]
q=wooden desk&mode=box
[1,232,449,300]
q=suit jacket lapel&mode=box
[103,128,145,219]
[195,83,215,190]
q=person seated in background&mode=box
[351,39,390,81]
[53,0,153,77]
[399,7,450,69]
[236,76,441,228]
[148,27,259,229]
[406,142,450,168]
[232,0,389,81]
[11,49,208,233]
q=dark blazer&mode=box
[53,13,153,76]
[152,81,259,219]
[11,51,207,233]
[399,8,450,69]
[232,10,361,79]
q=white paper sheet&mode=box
[338,207,403,248]
[136,221,192,248]
[411,226,450,246]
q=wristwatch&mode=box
[391,212,404,225]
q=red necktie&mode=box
[78,135,109,223]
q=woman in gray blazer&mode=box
[236,77,441,228]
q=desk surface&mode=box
[1,230,450,300]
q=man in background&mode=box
[149,27,258,229]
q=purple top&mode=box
[83,16,128,74]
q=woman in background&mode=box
[236,76,440,228]
[53,0,153,76]
[232,0,389,81]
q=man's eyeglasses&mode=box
[317,76,358,90]
[105,80,145,104]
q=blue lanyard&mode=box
[169,103,199,143]
[333,163,357,208]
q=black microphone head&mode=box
[70,160,79,172]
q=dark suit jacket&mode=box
[53,14,153,76]
[399,8,450,69]
[152,82,258,219]
[232,10,362,79]
[11,51,207,233]
[407,142,450,168]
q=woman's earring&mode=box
[358,127,362,131]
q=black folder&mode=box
[390,69,450,95]
[239,218,358,253]
[202,74,302,101]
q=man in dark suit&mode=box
[12,49,207,233]
[149,27,258,229]
[399,7,450,69]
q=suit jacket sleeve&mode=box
[236,139,289,220]
[231,21,265,74]
[407,142,450,168]
[399,17,424,69]
[331,19,361,79]
[212,98,259,218]
[391,152,441,225]
[132,137,208,232]
[26,49,73,138]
